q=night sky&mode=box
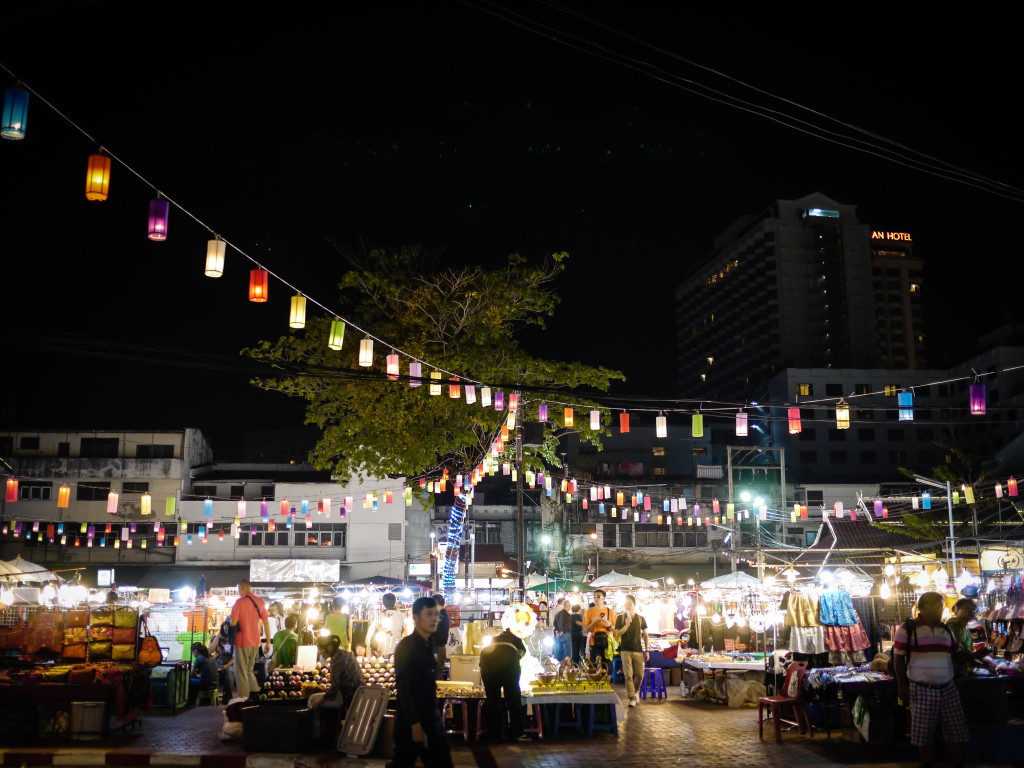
[3,4,1021,456]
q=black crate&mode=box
[242,705,319,752]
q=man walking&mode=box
[433,594,451,681]
[583,589,615,671]
[613,595,650,707]
[230,579,271,702]
[552,599,571,662]
[479,626,528,741]
[893,591,986,768]
[393,597,452,768]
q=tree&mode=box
[243,245,625,485]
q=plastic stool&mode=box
[585,703,619,736]
[523,704,545,740]
[443,698,472,741]
[473,699,489,741]
[639,668,667,699]
[610,656,624,683]
[552,703,585,735]
[195,688,219,706]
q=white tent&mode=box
[589,570,659,589]
[700,572,762,589]
[1,556,60,583]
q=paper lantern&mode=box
[1008,477,1018,497]
[386,353,399,380]
[995,483,1003,498]
[898,391,914,422]
[205,237,226,277]
[964,487,975,504]
[57,484,70,508]
[238,499,247,518]
[289,294,307,329]
[449,378,461,398]
[106,491,119,515]
[509,393,519,412]
[952,491,960,504]
[2,84,29,139]
[358,337,373,367]
[834,501,844,518]
[429,371,442,396]
[85,151,111,201]
[564,407,574,428]
[691,413,703,438]
[301,498,309,516]
[788,407,802,434]
[141,493,152,515]
[163,496,175,516]
[4,478,16,503]
[268,518,276,532]
[280,499,289,516]
[494,391,505,411]
[322,497,331,517]
[620,412,630,434]
[249,268,269,302]
[969,383,986,415]
[481,387,492,407]
[147,195,169,241]
[465,385,476,404]
[922,492,932,509]
[835,400,850,429]
[656,414,667,438]
[538,404,548,422]
[874,499,883,517]
[590,410,600,430]
[409,361,422,387]
[204,498,213,517]
[735,412,748,437]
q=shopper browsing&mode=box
[229,580,271,702]
[613,594,650,707]
[583,590,616,671]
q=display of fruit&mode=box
[357,657,396,692]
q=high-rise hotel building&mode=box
[676,192,923,400]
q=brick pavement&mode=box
[1,685,1016,767]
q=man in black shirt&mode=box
[612,595,650,707]
[479,628,527,741]
[552,600,571,661]
[393,597,452,768]
[569,604,584,663]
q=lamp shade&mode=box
[969,383,986,415]
[386,353,399,380]
[836,400,850,429]
[327,319,345,350]
[590,410,600,430]
[147,196,169,241]
[898,391,914,421]
[358,337,373,367]
[205,238,226,277]
[735,412,748,437]
[289,294,306,329]
[409,361,422,387]
[249,268,269,302]
[2,85,29,139]
[85,152,111,201]
[788,407,802,434]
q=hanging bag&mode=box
[138,615,163,667]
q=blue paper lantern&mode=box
[2,85,29,140]
[898,391,914,422]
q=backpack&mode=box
[888,618,955,676]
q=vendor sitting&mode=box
[189,642,220,705]
[308,634,364,713]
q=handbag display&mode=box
[66,610,89,628]
[68,665,97,684]
[137,616,163,667]
[112,643,136,661]
[25,610,64,654]
[65,627,88,644]
[114,609,138,629]
[63,643,86,660]
[89,626,113,642]
[90,609,113,627]
[0,626,24,650]
[112,627,137,644]
[89,640,112,659]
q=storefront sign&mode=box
[408,562,432,576]
[871,231,912,242]
[981,546,1022,572]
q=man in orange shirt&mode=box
[230,580,271,702]
[582,590,615,671]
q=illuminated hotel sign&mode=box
[871,231,912,242]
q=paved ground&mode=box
[0,684,1016,767]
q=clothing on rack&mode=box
[819,589,859,626]
[785,593,821,627]
[789,626,826,654]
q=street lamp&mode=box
[913,473,957,575]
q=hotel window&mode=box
[910,284,920,292]
[136,444,174,459]
[20,436,40,450]
[797,383,812,396]
[651,447,665,457]
[884,385,898,396]
[122,482,149,494]
[388,524,403,541]
[19,482,52,500]
[855,383,870,395]
[77,481,111,501]
[653,467,666,476]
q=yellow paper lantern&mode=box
[85,151,111,201]
[328,319,345,350]
[289,294,307,329]
[358,337,373,367]
[205,237,226,277]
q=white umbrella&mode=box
[700,572,762,589]
[589,570,659,589]
[2,556,60,583]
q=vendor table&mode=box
[684,659,764,706]
[442,691,623,741]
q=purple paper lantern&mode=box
[148,195,170,241]
[969,383,986,415]
[874,499,883,517]
[495,391,504,411]
[539,404,548,422]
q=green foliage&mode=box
[243,245,625,484]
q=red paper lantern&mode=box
[249,268,269,302]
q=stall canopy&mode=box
[342,576,430,591]
[108,565,249,591]
[589,570,659,589]
[700,572,762,589]
[525,578,595,593]
[1,556,60,583]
